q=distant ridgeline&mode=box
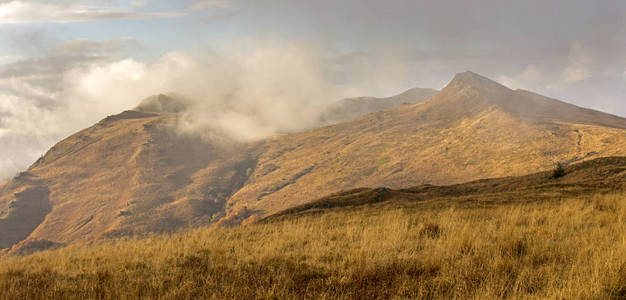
[1,71,625,254]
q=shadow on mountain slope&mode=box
[265,156,626,220]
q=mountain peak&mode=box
[393,87,439,100]
[426,71,515,114]
[446,71,511,93]
[134,94,187,113]
[426,71,626,129]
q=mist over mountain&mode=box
[1,71,625,254]
[0,40,370,179]
[227,71,626,217]
[2,2,626,298]
[3,2,626,298]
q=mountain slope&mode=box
[0,88,434,251]
[266,156,626,220]
[0,110,255,249]
[430,71,626,129]
[225,72,626,217]
[1,71,625,251]
[322,87,438,123]
[0,157,624,299]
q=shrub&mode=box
[551,162,566,179]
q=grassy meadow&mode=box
[0,193,624,299]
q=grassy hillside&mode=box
[267,156,626,219]
[226,72,626,219]
[0,88,439,252]
[0,158,624,299]
[2,71,625,253]
[0,193,623,299]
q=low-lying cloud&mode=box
[562,42,593,82]
[0,39,360,179]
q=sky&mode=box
[0,0,625,178]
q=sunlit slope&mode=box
[1,71,625,251]
[0,87,439,251]
[0,110,255,250]
[0,158,624,299]
[227,72,626,217]
[266,156,626,220]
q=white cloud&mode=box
[189,1,232,11]
[54,38,139,54]
[562,42,593,82]
[0,39,350,179]
[0,1,184,24]
[562,67,591,82]
[0,55,23,64]
[198,10,241,24]
[497,65,543,90]
[130,1,150,8]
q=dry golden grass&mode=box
[228,74,626,218]
[0,193,624,299]
[3,72,626,248]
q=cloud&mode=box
[0,0,184,24]
[0,55,104,103]
[562,42,593,82]
[189,1,231,11]
[0,56,23,64]
[562,67,591,82]
[0,56,145,179]
[0,38,353,179]
[0,26,58,56]
[54,38,140,55]
[130,1,151,8]
[197,10,241,23]
[497,65,543,90]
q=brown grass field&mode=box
[0,191,624,299]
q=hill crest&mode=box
[1,71,625,253]
[426,71,626,129]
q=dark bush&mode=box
[551,162,565,179]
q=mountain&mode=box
[266,156,626,220]
[429,71,626,129]
[1,71,625,252]
[134,94,189,113]
[0,89,433,251]
[225,71,626,217]
[1,156,624,299]
[322,87,438,123]
[0,108,264,251]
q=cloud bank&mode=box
[0,0,192,24]
[0,39,354,179]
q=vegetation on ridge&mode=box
[0,192,624,299]
[0,157,624,299]
[2,72,626,252]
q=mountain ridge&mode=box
[429,71,626,128]
[265,155,626,220]
[322,87,438,123]
[1,71,625,253]
[223,71,626,217]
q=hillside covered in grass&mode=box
[0,157,624,299]
[2,72,626,254]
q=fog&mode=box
[0,39,396,179]
[1,0,625,180]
